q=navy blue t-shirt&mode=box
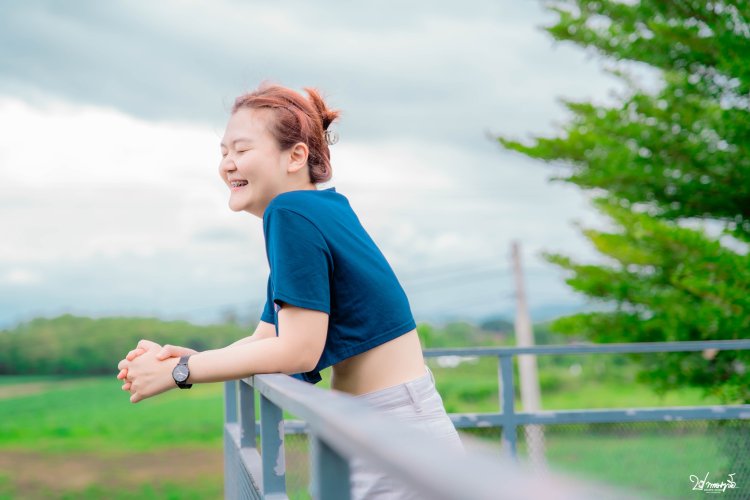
[260,186,416,384]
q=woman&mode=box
[116,81,464,499]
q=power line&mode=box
[399,263,509,285]
[413,290,513,313]
[403,272,510,294]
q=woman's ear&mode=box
[286,142,309,173]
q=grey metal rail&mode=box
[224,371,641,499]
[223,339,750,498]
[421,339,750,459]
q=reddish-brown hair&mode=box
[231,81,341,184]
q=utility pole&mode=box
[511,241,547,471]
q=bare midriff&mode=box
[330,329,427,396]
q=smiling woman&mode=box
[116,80,464,500]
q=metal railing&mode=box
[223,370,641,499]
[427,339,750,460]
[223,339,750,499]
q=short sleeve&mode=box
[260,274,275,324]
[264,208,332,315]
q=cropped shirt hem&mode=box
[330,317,418,363]
[290,318,417,384]
[273,292,331,315]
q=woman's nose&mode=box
[220,158,237,175]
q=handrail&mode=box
[421,338,750,356]
[224,374,642,499]
[223,339,750,499]
[422,339,750,460]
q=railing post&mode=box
[225,379,238,423]
[310,433,352,500]
[239,378,256,448]
[499,354,517,461]
[224,380,238,500]
[260,393,287,497]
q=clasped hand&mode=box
[116,340,198,403]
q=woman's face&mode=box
[219,107,301,217]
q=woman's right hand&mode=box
[117,341,199,391]
[117,342,152,392]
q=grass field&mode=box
[1,360,746,499]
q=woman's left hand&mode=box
[118,342,180,404]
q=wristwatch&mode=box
[171,355,193,389]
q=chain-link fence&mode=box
[512,420,749,500]
[274,431,310,500]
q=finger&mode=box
[156,344,177,360]
[117,359,129,370]
[137,339,161,351]
[117,368,127,380]
[122,382,131,391]
[156,345,168,359]
[126,347,146,361]
[130,393,140,403]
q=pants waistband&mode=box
[352,364,436,411]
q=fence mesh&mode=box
[514,420,749,499]
[280,431,311,500]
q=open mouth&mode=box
[230,180,248,190]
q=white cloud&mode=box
[2,269,42,285]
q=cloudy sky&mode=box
[0,0,635,329]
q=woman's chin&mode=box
[228,199,248,212]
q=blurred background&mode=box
[1,1,748,499]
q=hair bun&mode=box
[305,87,340,133]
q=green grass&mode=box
[514,428,740,499]
[0,376,224,453]
[427,357,724,413]
[63,480,223,500]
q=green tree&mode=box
[498,1,750,403]
[478,316,514,334]
[0,314,253,376]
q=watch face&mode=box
[173,365,189,382]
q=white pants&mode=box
[346,364,465,500]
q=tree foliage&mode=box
[0,314,250,376]
[498,0,750,403]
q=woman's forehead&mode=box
[222,108,272,146]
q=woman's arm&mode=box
[227,320,276,347]
[185,304,327,384]
[121,304,328,403]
